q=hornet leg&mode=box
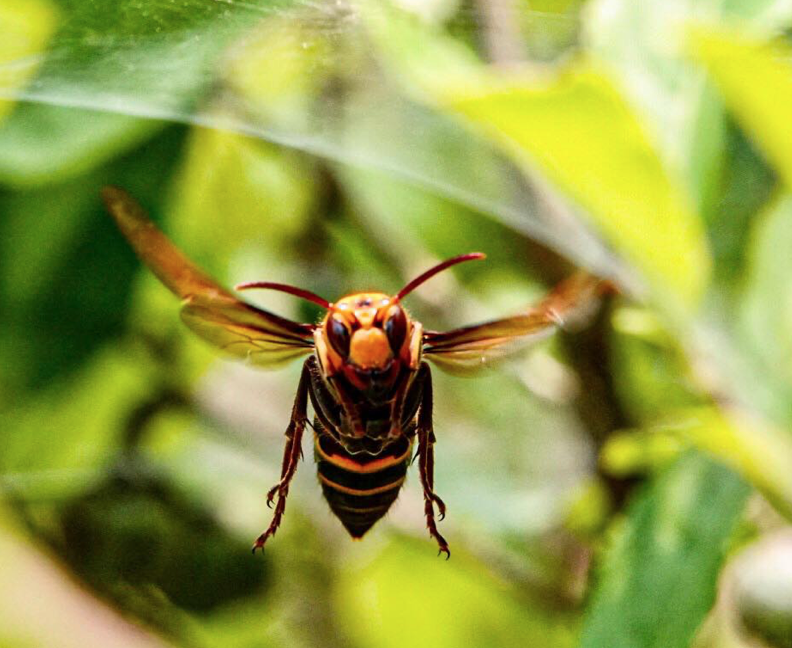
[252,358,311,553]
[416,363,450,558]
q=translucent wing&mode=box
[423,274,608,376]
[103,186,315,367]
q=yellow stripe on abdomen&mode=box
[318,473,404,497]
[314,437,412,474]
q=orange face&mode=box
[319,292,411,385]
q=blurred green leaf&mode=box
[0,0,629,284]
[1,346,150,481]
[610,306,702,422]
[336,539,574,648]
[360,0,711,313]
[740,193,792,404]
[0,179,94,305]
[722,0,792,29]
[605,403,792,524]
[587,0,791,217]
[703,122,776,287]
[339,165,539,280]
[600,429,683,478]
[169,126,317,262]
[0,124,186,393]
[224,12,338,131]
[0,104,160,187]
[337,63,624,281]
[8,0,283,115]
[54,468,268,631]
[516,0,585,62]
[692,29,792,189]
[671,407,792,520]
[357,0,485,96]
[585,0,727,213]
[0,0,57,122]
[441,72,710,313]
[580,453,748,648]
[0,182,138,392]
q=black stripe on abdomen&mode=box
[315,431,412,538]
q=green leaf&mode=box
[0,179,140,393]
[703,122,777,288]
[740,193,792,409]
[12,0,278,114]
[692,29,792,189]
[672,407,792,521]
[1,345,149,484]
[336,539,574,648]
[0,0,626,283]
[580,453,749,648]
[0,0,58,122]
[586,0,792,213]
[0,125,186,393]
[609,306,701,423]
[722,0,792,29]
[338,164,543,277]
[602,403,792,523]
[585,0,727,212]
[169,124,317,261]
[360,0,711,314]
[0,104,160,186]
[441,71,711,313]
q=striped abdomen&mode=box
[314,427,413,538]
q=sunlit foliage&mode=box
[1,1,792,647]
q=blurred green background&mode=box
[2,0,792,647]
